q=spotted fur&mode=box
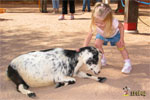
[7,46,106,98]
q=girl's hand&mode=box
[118,38,125,46]
[76,48,80,52]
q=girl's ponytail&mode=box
[90,2,103,34]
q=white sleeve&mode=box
[113,18,119,29]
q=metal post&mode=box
[124,0,139,34]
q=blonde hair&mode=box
[90,2,115,38]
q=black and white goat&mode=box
[7,46,106,98]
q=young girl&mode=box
[82,3,132,74]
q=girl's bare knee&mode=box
[95,43,102,49]
[117,44,125,51]
[116,42,123,48]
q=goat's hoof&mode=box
[55,82,65,88]
[98,77,107,83]
[28,93,36,98]
[68,81,76,85]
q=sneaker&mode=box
[121,63,132,74]
[70,16,74,20]
[56,9,59,13]
[88,10,91,12]
[101,59,107,66]
[58,16,64,20]
[52,11,56,14]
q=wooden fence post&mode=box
[124,0,139,34]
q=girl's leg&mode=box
[56,0,59,9]
[70,13,74,20]
[62,0,68,14]
[95,39,104,54]
[69,0,75,19]
[52,0,56,9]
[56,0,59,13]
[95,39,106,66]
[87,0,91,11]
[52,0,56,13]
[116,42,129,60]
[59,0,67,20]
[82,0,86,11]
[69,0,75,14]
[116,42,132,73]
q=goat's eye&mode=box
[86,59,93,65]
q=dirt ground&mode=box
[0,3,150,100]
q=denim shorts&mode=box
[96,31,120,46]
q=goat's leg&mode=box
[7,65,36,98]
[55,76,76,88]
[17,84,36,98]
[75,71,107,83]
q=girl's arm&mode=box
[118,22,125,46]
[118,22,124,40]
[76,31,93,52]
[83,30,93,47]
